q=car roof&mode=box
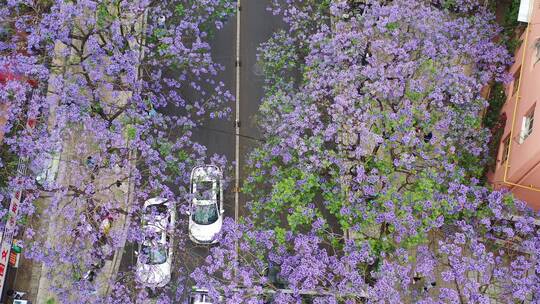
[143,209,171,228]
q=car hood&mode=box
[135,260,171,288]
[189,217,223,243]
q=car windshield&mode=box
[192,203,218,225]
[194,181,214,201]
[141,243,167,265]
[145,203,168,216]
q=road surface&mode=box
[117,1,285,301]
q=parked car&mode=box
[135,197,175,288]
[188,165,224,244]
[189,288,221,304]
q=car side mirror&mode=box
[186,211,191,216]
[220,210,225,214]
[134,250,139,256]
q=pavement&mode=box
[1,197,50,304]
[34,129,132,304]
[0,127,133,304]
[3,17,141,304]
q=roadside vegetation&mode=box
[193,1,540,302]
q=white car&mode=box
[188,165,224,244]
[135,197,175,288]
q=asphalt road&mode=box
[237,1,285,209]
[117,2,285,301]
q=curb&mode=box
[104,149,137,296]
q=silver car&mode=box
[135,197,175,288]
[188,165,224,244]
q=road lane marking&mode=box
[234,0,241,279]
[235,2,241,225]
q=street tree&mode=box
[193,0,540,303]
[0,0,235,303]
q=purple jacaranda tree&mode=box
[0,0,234,303]
[192,0,540,303]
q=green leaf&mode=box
[158,142,172,156]
[177,150,189,162]
[385,22,399,31]
[175,4,185,16]
[405,90,424,102]
[126,125,136,140]
[96,3,113,29]
[274,227,286,245]
[157,43,170,53]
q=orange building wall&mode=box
[489,4,540,209]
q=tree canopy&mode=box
[1,0,234,302]
[193,1,540,303]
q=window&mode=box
[144,203,168,216]
[501,135,510,164]
[216,180,221,210]
[519,106,535,143]
[534,38,540,66]
[513,69,521,97]
[140,242,167,265]
[191,203,218,225]
[194,181,215,200]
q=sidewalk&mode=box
[2,198,52,303]
[9,124,133,304]
[1,5,147,303]
[7,32,139,304]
